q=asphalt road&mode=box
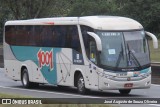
[0,68,160,107]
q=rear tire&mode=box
[77,74,87,94]
[21,68,31,88]
[21,68,39,88]
[119,89,131,95]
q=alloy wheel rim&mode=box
[23,73,27,86]
[78,77,84,92]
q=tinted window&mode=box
[70,26,81,53]
[5,25,82,53]
[81,25,94,58]
[5,26,16,45]
[5,25,31,45]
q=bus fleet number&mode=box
[37,49,53,71]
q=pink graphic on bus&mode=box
[37,48,53,70]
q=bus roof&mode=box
[79,16,143,30]
[5,16,143,30]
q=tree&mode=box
[68,0,117,16]
[0,0,72,42]
[116,0,160,35]
[0,1,11,43]
[2,0,71,19]
[3,0,54,19]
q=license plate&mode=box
[124,83,133,88]
[116,73,127,77]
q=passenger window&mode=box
[5,25,82,54]
[5,26,16,45]
[41,26,53,47]
[30,26,42,46]
[70,26,81,53]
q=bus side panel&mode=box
[56,48,72,86]
[31,60,44,83]
[83,62,99,91]
[4,60,19,80]
[4,60,34,81]
[10,46,61,85]
[4,43,22,81]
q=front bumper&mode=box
[99,75,151,90]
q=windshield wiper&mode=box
[127,43,142,69]
[115,44,124,68]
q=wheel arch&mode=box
[20,64,28,80]
[74,69,84,87]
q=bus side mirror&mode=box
[87,32,102,52]
[145,31,158,49]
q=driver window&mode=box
[89,40,97,64]
[81,25,98,64]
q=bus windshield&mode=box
[96,30,150,70]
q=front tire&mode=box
[77,74,87,94]
[119,89,131,95]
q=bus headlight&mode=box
[105,75,114,79]
[98,71,115,79]
[139,73,150,78]
[104,73,114,79]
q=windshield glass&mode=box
[97,30,150,70]
[124,31,150,67]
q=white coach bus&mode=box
[3,16,158,95]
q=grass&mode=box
[148,39,160,62]
[0,93,31,98]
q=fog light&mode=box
[145,81,150,86]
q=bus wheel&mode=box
[119,89,131,95]
[21,69,31,88]
[77,74,86,94]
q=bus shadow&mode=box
[14,84,144,98]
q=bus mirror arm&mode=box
[145,31,158,49]
[87,32,102,52]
